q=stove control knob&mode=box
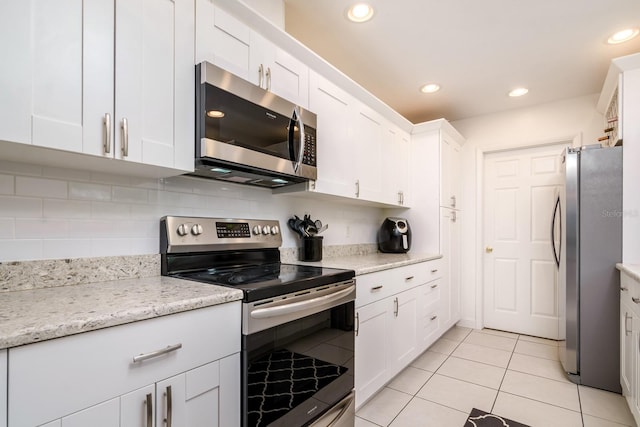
[177,224,188,236]
[252,225,262,235]
[271,225,280,235]
[262,225,271,235]
[191,224,203,236]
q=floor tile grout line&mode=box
[490,334,520,413]
[577,384,585,427]
[498,390,583,415]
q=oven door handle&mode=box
[250,285,355,319]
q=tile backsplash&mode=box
[0,160,384,262]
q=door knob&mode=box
[485,246,493,253]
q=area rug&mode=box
[464,408,530,427]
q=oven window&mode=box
[243,302,354,427]
[204,84,298,161]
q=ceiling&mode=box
[283,0,640,124]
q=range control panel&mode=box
[161,216,282,253]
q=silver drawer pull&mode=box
[431,269,438,273]
[430,315,438,321]
[405,276,414,281]
[621,286,629,291]
[371,285,383,291]
[133,343,182,363]
[430,284,438,289]
[633,297,640,304]
[145,393,153,427]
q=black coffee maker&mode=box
[377,217,411,253]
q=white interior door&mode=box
[483,143,567,338]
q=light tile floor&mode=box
[355,327,637,427]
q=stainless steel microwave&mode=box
[192,62,317,188]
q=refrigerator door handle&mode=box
[551,194,562,268]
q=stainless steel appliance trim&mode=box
[308,390,356,427]
[562,148,579,375]
[243,281,355,335]
[199,61,317,129]
[132,343,183,363]
[250,285,354,319]
[199,138,317,180]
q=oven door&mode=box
[242,282,355,427]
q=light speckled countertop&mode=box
[618,263,640,282]
[299,252,442,275]
[0,276,242,349]
[0,249,439,350]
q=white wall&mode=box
[0,160,383,262]
[451,93,603,328]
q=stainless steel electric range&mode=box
[160,216,356,427]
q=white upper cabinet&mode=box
[308,70,358,199]
[382,122,411,207]
[0,0,194,173]
[196,0,309,107]
[440,132,462,209]
[353,105,383,202]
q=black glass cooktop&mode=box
[174,262,354,302]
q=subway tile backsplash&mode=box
[0,160,384,262]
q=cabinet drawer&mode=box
[621,272,640,310]
[425,258,444,281]
[9,302,241,427]
[356,269,395,307]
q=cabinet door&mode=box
[0,350,5,427]
[439,208,455,329]
[156,374,187,427]
[251,33,309,107]
[389,287,420,375]
[440,134,462,209]
[121,385,156,427]
[0,0,113,154]
[621,300,635,398]
[61,398,120,427]
[115,0,194,170]
[308,71,358,199]
[354,106,383,202]
[355,298,392,408]
[419,279,443,352]
[381,124,410,206]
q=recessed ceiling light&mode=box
[508,87,529,97]
[347,3,374,23]
[607,28,640,44]
[420,83,441,93]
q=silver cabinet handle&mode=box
[431,284,438,289]
[165,385,173,427]
[121,117,129,157]
[633,297,640,304]
[145,393,153,427]
[430,315,438,321]
[626,312,633,336]
[103,113,111,154]
[355,312,359,337]
[401,191,404,205]
[371,285,383,291]
[133,343,182,363]
[266,67,271,91]
[258,64,264,88]
[622,286,629,291]
[398,191,402,205]
[451,195,456,208]
[355,180,360,198]
[405,276,414,281]
[393,297,399,317]
[451,211,457,222]
[431,269,438,273]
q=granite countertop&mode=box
[0,276,243,349]
[618,263,640,282]
[300,252,442,275]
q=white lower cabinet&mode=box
[1,349,6,427]
[7,303,241,427]
[355,259,450,408]
[620,271,640,426]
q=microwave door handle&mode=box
[289,106,305,172]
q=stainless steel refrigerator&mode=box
[556,145,622,393]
